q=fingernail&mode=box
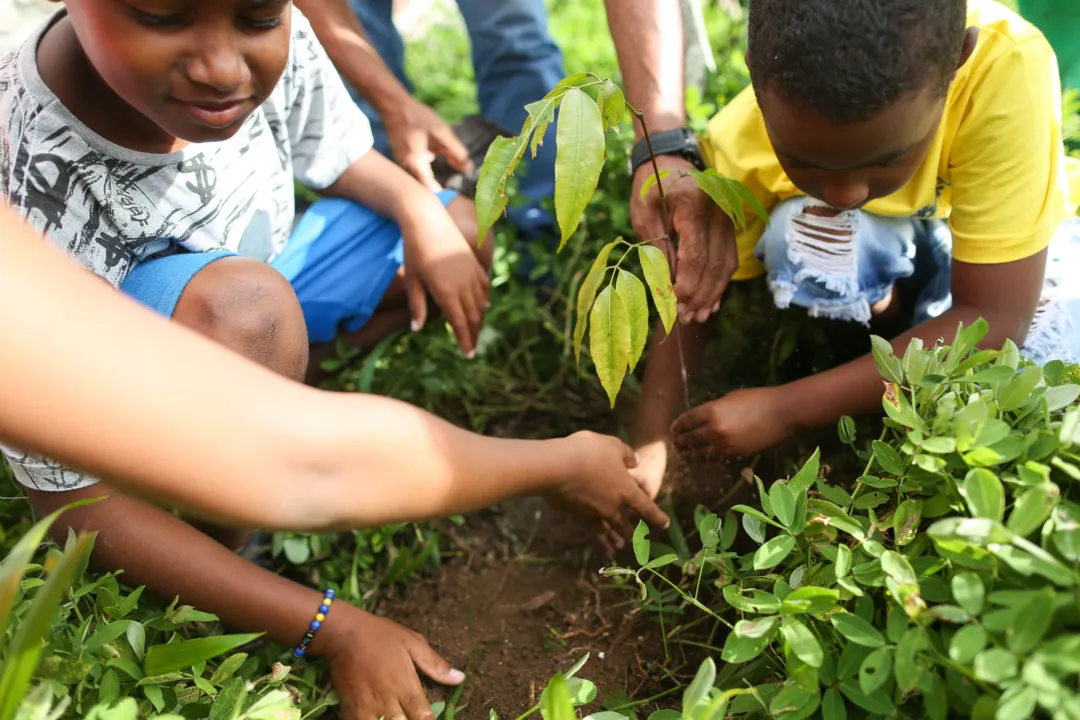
[448,669,466,684]
[466,349,476,360]
[410,320,421,332]
[634,452,641,464]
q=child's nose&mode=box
[185,31,251,93]
[821,182,870,211]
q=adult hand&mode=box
[325,606,464,720]
[544,431,670,540]
[630,156,739,324]
[386,96,473,193]
[672,386,797,459]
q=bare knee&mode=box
[447,195,494,271]
[173,257,309,381]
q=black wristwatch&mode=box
[628,127,706,176]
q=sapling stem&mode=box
[629,107,692,411]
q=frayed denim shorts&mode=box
[755,196,1080,366]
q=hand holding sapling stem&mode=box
[673,386,797,458]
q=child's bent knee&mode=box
[173,258,309,380]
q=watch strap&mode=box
[629,127,706,176]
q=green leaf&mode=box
[754,535,796,570]
[682,658,716,715]
[638,169,673,203]
[835,545,852,578]
[893,499,923,546]
[690,170,766,230]
[282,536,310,565]
[952,365,1016,385]
[895,626,929,691]
[566,678,598,706]
[541,674,576,720]
[523,96,559,160]
[870,336,903,385]
[921,436,957,454]
[644,554,678,570]
[0,532,95,720]
[1007,483,1059,537]
[769,684,820,720]
[997,365,1042,412]
[143,634,263,676]
[1007,588,1054,655]
[637,245,677,334]
[831,614,886,647]
[951,573,985,616]
[838,416,856,444]
[209,677,247,720]
[722,617,779,663]
[780,586,840,615]
[770,483,796,528]
[962,468,1005,522]
[573,241,619,364]
[873,441,905,476]
[995,685,1038,720]
[821,689,847,720]
[632,521,650,566]
[554,87,605,250]
[1044,384,1080,412]
[85,620,134,652]
[722,585,781,614]
[589,285,631,408]
[948,624,988,664]
[790,448,821,494]
[839,679,895,716]
[127,622,146,660]
[781,617,823,668]
[615,270,649,372]
[743,514,766,544]
[973,648,1017,684]
[837,643,873,680]
[858,647,893,695]
[210,654,248,687]
[475,134,530,242]
[596,79,625,132]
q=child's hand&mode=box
[672,386,796,458]
[401,206,489,358]
[544,432,670,539]
[324,605,463,720]
[630,440,668,500]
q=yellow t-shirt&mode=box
[702,0,1080,281]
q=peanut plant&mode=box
[475,73,766,406]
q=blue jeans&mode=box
[346,0,564,239]
[756,197,1080,366]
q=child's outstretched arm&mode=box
[28,484,464,720]
[671,252,1048,458]
[0,206,667,535]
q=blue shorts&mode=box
[755,197,1080,366]
[121,190,457,343]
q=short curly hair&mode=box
[745,0,968,124]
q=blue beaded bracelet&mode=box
[293,588,335,658]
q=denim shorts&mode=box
[755,196,1080,365]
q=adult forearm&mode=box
[294,0,411,115]
[604,0,686,139]
[786,304,1027,431]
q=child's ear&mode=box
[956,27,980,72]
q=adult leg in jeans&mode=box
[457,0,564,239]
[345,0,409,155]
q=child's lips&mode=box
[179,99,248,129]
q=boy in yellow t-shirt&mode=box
[630,0,1080,495]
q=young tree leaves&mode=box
[615,270,649,372]
[638,170,673,203]
[589,286,631,408]
[554,88,606,250]
[475,134,530,244]
[574,241,619,364]
[689,169,768,230]
[637,245,677,333]
[596,79,625,132]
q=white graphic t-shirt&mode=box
[0,8,373,491]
